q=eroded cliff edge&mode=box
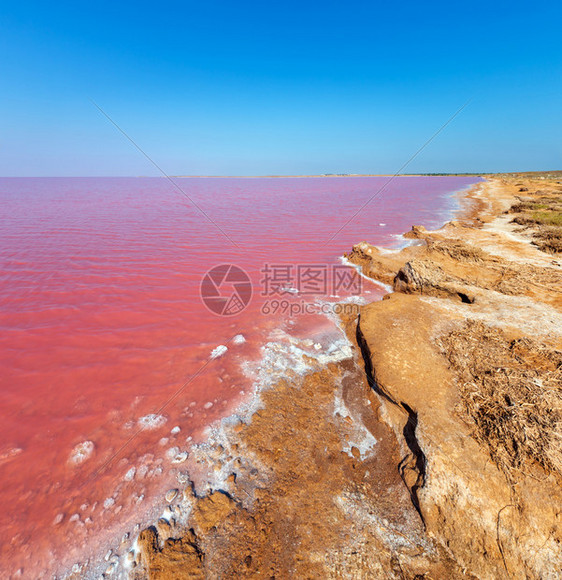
[120,173,562,579]
[348,173,562,578]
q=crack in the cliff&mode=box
[497,504,515,578]
[355,314,427,525]
[398,404,427,519]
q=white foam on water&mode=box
[0,446,23,465]
[339,256,393,293]
[388,233,422,250]
[338,295,368,305]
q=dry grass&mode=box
[438,321,562,478]
[508,190,562,254]
[533,227,562,254]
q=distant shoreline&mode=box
[3,171,560,179]
[172,170,560,178]
[172,173,487,178]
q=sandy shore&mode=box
[69,172,562,578]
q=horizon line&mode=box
[0,170,559,179]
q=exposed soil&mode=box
[127,356,466,579]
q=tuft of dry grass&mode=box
[438,321,562,478]
[508,190,562,253]
[530,226,562,254]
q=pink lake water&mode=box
[0,176,480,576]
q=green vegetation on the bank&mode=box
[532,211,562,227]
[508,177,562,254]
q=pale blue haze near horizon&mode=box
[1,0,561,176]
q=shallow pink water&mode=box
[0,176,480,575]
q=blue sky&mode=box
[1,0,561,176]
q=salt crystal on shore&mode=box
[210,345,228,359]
[137,465,149,478]
[165,446,188,464]
[103,497,115,509]
[172,451,188,464]
[138,414,167,430]
[105,563,116,576]
[232,334,246,345]
[166,447,179,459]
[124,467,136,481]
[68,441,95,465]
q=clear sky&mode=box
[1,0,561,176]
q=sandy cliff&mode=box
[348,174,562,578]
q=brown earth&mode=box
[128,356,466,579]
[125,174,562,579]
